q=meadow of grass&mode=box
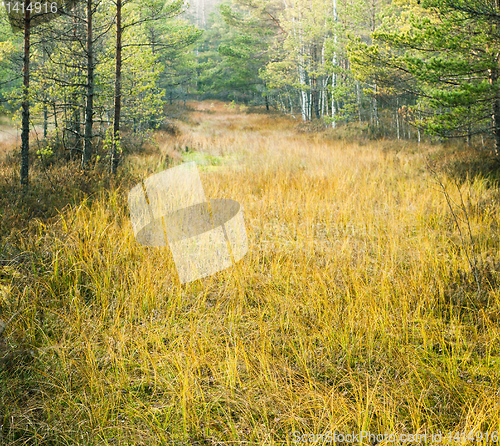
[1,101,500,444]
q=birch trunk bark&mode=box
[331,0,337,128]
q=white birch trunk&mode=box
[418,102,421,144]
[298,4,309,121]
[331,0,337,128]
[396,98,400,140]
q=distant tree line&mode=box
[196,0,500,154]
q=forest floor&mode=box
[1,101,500,444]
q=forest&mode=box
[1,0,500,444]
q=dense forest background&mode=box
[2,0,500,183]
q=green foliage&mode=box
[36,143,54,161]
[196,3,270,102]
[198,0,385,122]
[142,11,202,103]
[103,128,122,157]
[0,12,21,110]
[0,0,203,158]
[350,0,500,144]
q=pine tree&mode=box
[351,0,500,150]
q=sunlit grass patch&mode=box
[182,150,241,171]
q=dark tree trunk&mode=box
[111,0,122,174]
[494,98,500,157]
[492,67,500,157]
[82,0,94,168]
[72,15,81,153]
[21,10,31,188]
[467,105,471,146]
[73,101,81,149]
[490,17,500,155]
[43,103,48,139]
[42,49,48,139]
[53,103,58,130]
[313,85,320,119]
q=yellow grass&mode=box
[1,101,500,444]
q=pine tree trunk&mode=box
[111,0,122,174]
[73,98,80,149]
[21,10,31,188]
[492,66,500,157]
[82,0,94,169]
[42,49,48,139]
[493,99,500,157]
[466,105,471,146]
[73,15,81,154]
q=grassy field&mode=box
[1,101,500,444]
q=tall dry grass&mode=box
[1,101,500,444]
